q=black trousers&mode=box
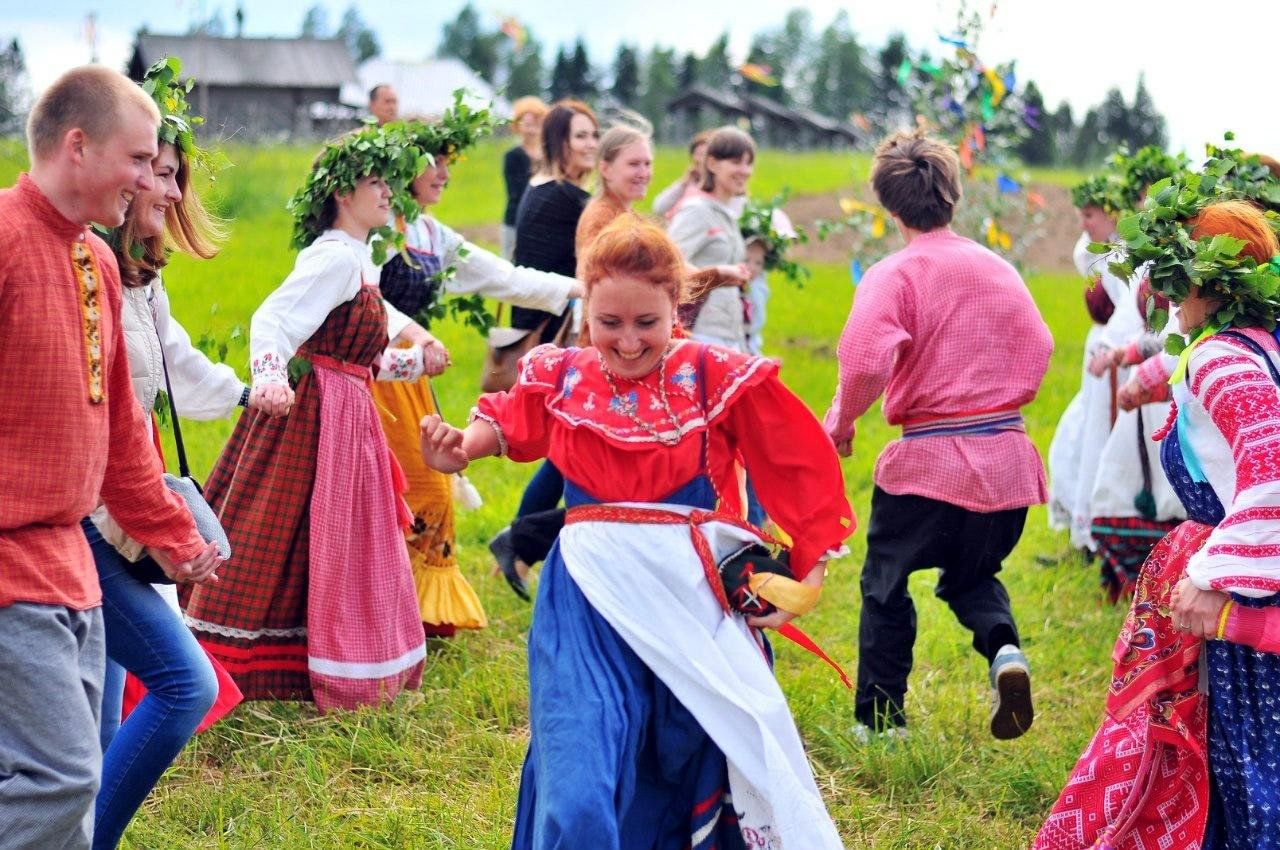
[855,486,1027,729]
[510,508,566,566]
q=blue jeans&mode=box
[82,519,218,850]
[516,460,565,517]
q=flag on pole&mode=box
[739,63,778,86]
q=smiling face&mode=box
[588,273,675,380]
[79,103,158,227]
[132,143,182,239]
[411,158,450,207]
[706,153,753,199]
[336,175,393,235]
[565,112,599,181]
[599,140,653,203]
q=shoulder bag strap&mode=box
[147,290,193,480]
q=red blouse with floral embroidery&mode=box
[473,340,855,575]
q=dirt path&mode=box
[783,183,1079,274]
[457,182,1081,276]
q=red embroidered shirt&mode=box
[0,174,206,610]
[474,341,855,575]
[823,228,1053,511]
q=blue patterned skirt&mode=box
[511,477,752,850]
[1203,592,1280,850]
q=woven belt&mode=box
[900,406,1025,440]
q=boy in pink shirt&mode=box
[824,130,1052,740]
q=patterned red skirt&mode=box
[1034,521,1212,850]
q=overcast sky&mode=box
[4,0,1277,157]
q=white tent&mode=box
[341,57,510,120]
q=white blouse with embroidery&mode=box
[250,229,421,387]
[1177,335,1280,597]
[403,215,575,314]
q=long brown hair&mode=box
[117,142,225,288]
[539,99,597,183]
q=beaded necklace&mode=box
[597,346,682,446]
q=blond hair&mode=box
[511,96,549,125]
[27,65,160,162]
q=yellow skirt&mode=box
[371,377,487,630]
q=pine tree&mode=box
[700,33,733,90]
[0,38,29,136]
[1015,80,1054,165]
[640,46,679,135]
[810,11,872,120]
[1072,107,1104,166]
[611,44,640,107]
[566,39,596,99]
[300,5,328,37]
[549,47,572,101]
[1128,74,1167,150]
[678,53,699,90]
[506,35,545,100]
[1098,86,1131,152]
[438,3,501,82]
[336,6,380,63]
[871,32,911,125]
[1050,101,1075,166]
[744,37,786,104]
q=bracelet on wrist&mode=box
[1215,599,1235,640]
[238,386,251,407]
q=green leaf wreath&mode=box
[140,56,230,179]
[287,123,430,264]
[393,90,507,335]
[1105,168,1280,344]
[1070,173,1127,216]
[1106,144,1188,210]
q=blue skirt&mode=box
[511,478,752,850]
[1203,592,1280,850]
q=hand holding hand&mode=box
[1116,377,1151,412]
[1170,577,1230,639]
[1087,347,1119,377]
[249,384,294,417]
[419,414,469,473]
[149,540,222,584]
[422,340,451,376]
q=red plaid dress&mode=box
[185,286,424,711]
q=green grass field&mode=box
[1,139,1111,848]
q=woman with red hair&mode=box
[1037,199,1280,850]
[420,217,853,848]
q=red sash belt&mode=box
[564,504,852,688]
[308,353,371,379]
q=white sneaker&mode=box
[850,723,909,744]
[989,644,1033,740]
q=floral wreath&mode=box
[739,192,809,286]
[287,123,429,263]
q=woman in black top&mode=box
[490,100,599,601]
[500,97,547,260]
[510,100,599,345]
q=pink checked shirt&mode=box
[824,228,1053,511]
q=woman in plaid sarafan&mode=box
[184,128,443,713]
